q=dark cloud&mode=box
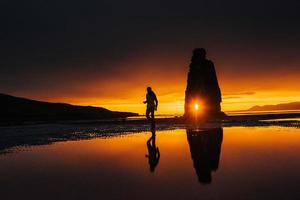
[0,0,300,96]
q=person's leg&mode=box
[147,137,152,147]
[151,108,155,121]
[146,108,151,120]
[151,120,156,132]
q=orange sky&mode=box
[29,56,300,115]
[3,46,300,115]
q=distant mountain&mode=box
[0,93,138,124]
[248,102,300,111]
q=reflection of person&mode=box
[186,128,223,184]
[145,123,160,173]
[143,87,158,122]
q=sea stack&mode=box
[184,48,222,119]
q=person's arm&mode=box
[143,94,148,104]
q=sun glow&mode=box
[190,100,204,115]
[194,103,199,111]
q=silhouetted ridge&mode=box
[0,93,138,124]
[248,102,300,111]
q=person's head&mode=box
[192,48,206,61]
[147,87,152,93]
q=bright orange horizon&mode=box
[11,55,300,115]
[3,44,300,115]
[54,89,300,115]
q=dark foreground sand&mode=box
[0,112,300,154]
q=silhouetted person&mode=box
[145,122,160,173]
[186,128,223,184]
[143,87,158,122]
[184,48,222,119]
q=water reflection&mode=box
[186,128,223,184]
[2,127,300,199]
[145,123,160,173]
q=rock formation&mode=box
[184,48,222,118]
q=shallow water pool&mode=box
[1,127,300,199]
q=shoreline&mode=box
[1,111,300,127]
[0,113,299,155]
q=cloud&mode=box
[223,92,256,96]
[223,91,256,99]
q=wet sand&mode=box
[1,112,300,154]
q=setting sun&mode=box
[194,103,199,111]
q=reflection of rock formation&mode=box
[186,128,223,184]
[184,48,222,118]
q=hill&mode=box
[0,93,138,124]
[248,102,300,111]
